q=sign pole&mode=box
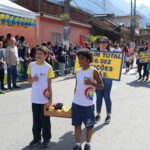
[63,0,71,51]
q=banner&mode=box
[139,51,150,63]
[74,51,123,81]
[0,13,36,27]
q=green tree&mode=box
[86,34,101,44]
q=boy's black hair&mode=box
[36,46,47,55]
[77,49,93,63]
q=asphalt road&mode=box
[0,69,150,150]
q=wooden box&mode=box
[44,107,72,118]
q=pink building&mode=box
[12,0,92,47]
[36,16,91,46]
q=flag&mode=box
[80,35,84,48]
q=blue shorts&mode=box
[72,103,95,129]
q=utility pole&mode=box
[63,0,71,50]
[133,0,136,44]
[103,0,106,13]
[131,0,136,47]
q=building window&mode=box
[52,32,62,44]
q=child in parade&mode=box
[125,53,132,72]
[27,47,54,148]
[72,49,104,150]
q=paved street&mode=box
[0,70,150,150]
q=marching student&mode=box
[72,49,104,150]
[27,47,54,148]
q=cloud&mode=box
[125,0,150,6]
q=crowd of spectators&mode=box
[0,33,79,94]
[0,33,149,94]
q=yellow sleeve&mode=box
[27,64,31,75]
[48,66,54,79]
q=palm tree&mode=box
[86,34,101,44]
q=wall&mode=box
[0,16,91,48]
[36,16,64,44]
[36,16,91,46]
[70,24,91,45]
[0,25,36,47]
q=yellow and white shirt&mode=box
[27,61,54,104]
[73,66,96,107]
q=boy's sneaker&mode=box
[73,145,82,150]
[42,139,50,148]
[105,116,111,124]
[95,115,101,123]
[84,144,91,150]
[29,139,41,147]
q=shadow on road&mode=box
[54,75,75,83]
[21,142,56,150]
[21,123,105,150]
[127,80,150,88]
[5,82,31,93]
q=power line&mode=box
[72,0,82,10]
[87,0,125,15]
[88,0,105,10]
[107,0,127,14]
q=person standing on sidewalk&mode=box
[58,46,66,76]
[6,37,20,90]
[3,33,12,48]
[96,36,113,124]
[0,41,6,94]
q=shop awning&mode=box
[0,0,36,19]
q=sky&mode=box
[124,0,150,7]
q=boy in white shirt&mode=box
[27,47,54,148]
[72,49,104,150]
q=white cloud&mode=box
[125,0,150,6]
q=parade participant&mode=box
[125,52,132,72]
[137,43,149,80]
[145,47,150,82]
[6,37,20,89]
[0,41,6,94]
[127,44,134,69]
[96,36,113,124]
[114,43,122,52]
[72,49,104,150]
[27,47,54,148]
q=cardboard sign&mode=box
[74,51,123,81]
[139,51,150,63]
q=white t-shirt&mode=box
[27,62,54,104]
[73,66,96,107]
